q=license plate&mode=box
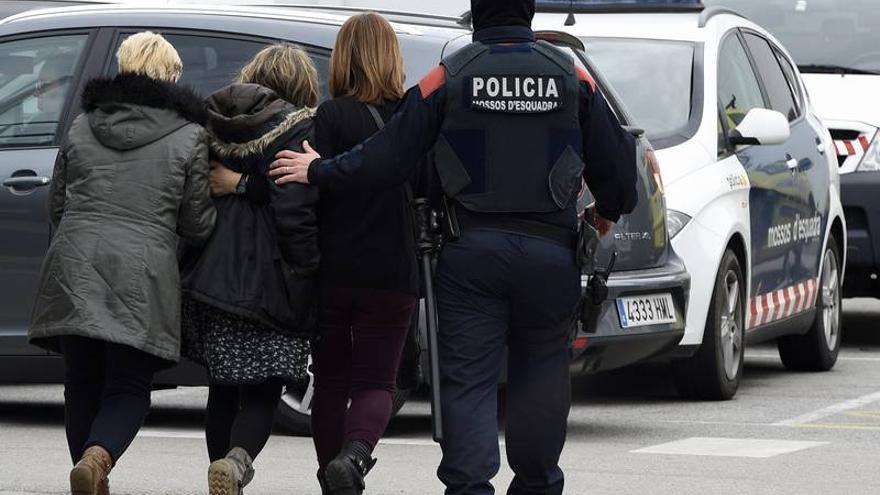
[616,293,677,328]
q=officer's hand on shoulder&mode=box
[270,141,321,185]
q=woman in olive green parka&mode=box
[28,32,215,495]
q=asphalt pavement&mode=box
[2,299,880,494]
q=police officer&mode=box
[271,1,638,493]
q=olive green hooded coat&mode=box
[29,73,216,363]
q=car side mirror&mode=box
[728,108,791,146]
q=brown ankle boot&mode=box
[70,446,112,495]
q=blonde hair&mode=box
[238,43,320,108]
[330,13,405,105]
[116,31,182,82]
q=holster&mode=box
[577,217,611,333]
[441,196,461,242]
[576,218,600,270]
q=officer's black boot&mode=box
[324,441,377,495]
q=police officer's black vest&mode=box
[434,40,585,216]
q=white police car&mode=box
[701,0,880,300]
[534,0,847,399]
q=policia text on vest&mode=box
[470,75,564,113]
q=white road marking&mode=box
[632,437,827,458]
[381,438,443,447]
[773,391,880,427]
[134,432,462,447]
[656,419,774,427]
[748,353,880,362]
[136,428,444,445]
[138,428,204,439]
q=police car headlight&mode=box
[666,209,691,239]
[858,134,880,172]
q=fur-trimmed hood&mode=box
[80,74,207,151]
[206,84,315,161]
[81,73,207,124]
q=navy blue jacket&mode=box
[308,26,638,224]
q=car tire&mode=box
[275,354,412,436]
[672,249,745,401]
[777,237,842,372]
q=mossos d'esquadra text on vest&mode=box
[470,75,564,114]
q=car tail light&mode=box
[645,149,664,194]
[857,134,880,172]
[832,130,879,173]
[666,209,691,239]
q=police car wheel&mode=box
[777,237,842,372]
[672,249,744,401]
[275,354,412,436]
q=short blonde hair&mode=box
[330,13,405,105]
[116,31,182,82]
[238,44,320,108]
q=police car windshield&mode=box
[584,38,695,148]
[703,0,880,74]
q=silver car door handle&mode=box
[817,143,826,155]
[2,176,51,188]
[786,157,799,170]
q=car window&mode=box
[567,47,625,124]
[773,48,803,117]
[585,37,694,142]
[718,34,765,131]
[704,0,880,74]
[0,35,88,148]
[111,34,266,97]
[743,33,798,122]
[718,111,729,158]
[111,34,331,100]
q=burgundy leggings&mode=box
[311,287,417,468]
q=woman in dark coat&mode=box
[29,32,215,495]
[270,14,419,495]
[178,43,320,495]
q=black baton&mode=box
[421,251,443,443]
[412,198,444,443]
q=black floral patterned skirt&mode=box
[181,297,310,386]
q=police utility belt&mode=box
[452,207,577,248]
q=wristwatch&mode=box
[234,174,249,196]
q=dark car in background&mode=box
[0,2,687,434]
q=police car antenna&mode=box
[565,0,577,26]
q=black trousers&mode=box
[60,336,166,465]
[205,379,284,462]
[435,230,581,495]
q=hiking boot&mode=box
[70,445,112,495]
[324,442,377,495]
[208,447,255,495]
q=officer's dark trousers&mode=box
[435,230,581,495]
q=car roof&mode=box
[0,2,639,124]
[532,7,748,42]
[0,3,470,44]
